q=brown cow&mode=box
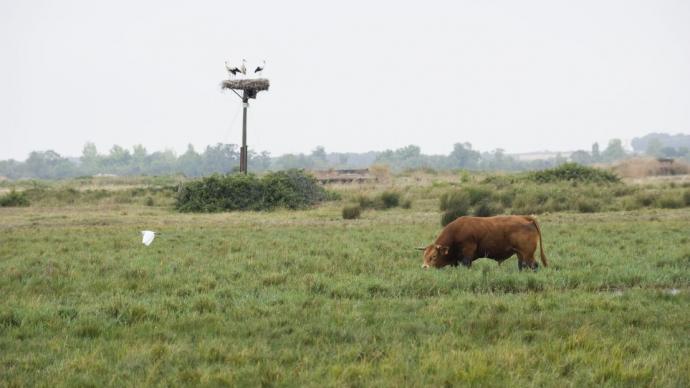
[419,215,548,270]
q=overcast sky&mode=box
[1,0,689,160]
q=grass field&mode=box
[1,176,689,386]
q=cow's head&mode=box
[417,244,450,269]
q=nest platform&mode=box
[221,78,270,99]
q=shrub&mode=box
[635,192,658,207]
[401,198,412,209]
[144,196,155,206]
[621,197,642,211]
[176,170,327,212]
[441,208,467,226]
[440,190,470,212]
[529,163,620,183]
[0,190,29,207]
[498,190,516,208]
[379,191,400,209]
[357,192,401,210]
[356,194,377,209]
[342,205,362,219]
[684,190,690,206]
[262,170,328,210]
[464,185,493,205]
[324,190,342,201]
[576,198,601,213]
[656,193,683,209]
[473,200,502,217]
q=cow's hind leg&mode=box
[521,250,539,271]
[517,252,526,271]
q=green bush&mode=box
[342,205,362,219]
[441,208,467,226]
[473,200,502,217]
[498,190,516,208]
[529,163,620,183]
[576,198,601,213]
[464,185,493,205]
[439,190,470,212]
[379,191,400,209]
[684,190,690,206]
[357,192,401,210]
[656,193,683,209]
[176,170,328,212]
[262,170,328,210]
[635,192,658,207]
[144,196,154,206]
[0,190,29,207]
[356,194,377,209]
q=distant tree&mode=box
[479,148,520,170]
[310,146,328,169]
[591,142,601,162]
[311,146,327,162]
[645,138,663,157]
[0,159,22,179]
[148,149,177,175]
[448,142,480,169]
[130,144,148,174]
[272,153,315,170]
[25,150,74,178]
[570,150,593,165]
[632,132,690,153]
[250,150,272,172]
[80,142,100,174]
[104,145,132,172]
[202,143,240,174]
[659,147,683,158]
[601,139,626,162]
[178,144,202,176]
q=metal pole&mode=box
[240,91,248,174]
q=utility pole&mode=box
[240,91,249,172]
[222,77,270,174]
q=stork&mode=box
[254,60,266,76]
[240,59,247,76]
[224,61,241,77]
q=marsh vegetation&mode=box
[1,170,688,386]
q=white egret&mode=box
[140,230,158,246]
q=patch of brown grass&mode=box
[612,157,690,178]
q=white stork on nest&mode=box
[240,59,247,76]
[254,60,266,76]
[224,61,241,77]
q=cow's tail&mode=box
[525,216,548,267]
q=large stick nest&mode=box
[221,79,270,98]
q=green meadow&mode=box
[1,175,689,387]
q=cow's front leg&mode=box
[461,243,476,269]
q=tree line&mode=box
[1,133,688,180]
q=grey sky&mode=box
[1,0,689,160]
